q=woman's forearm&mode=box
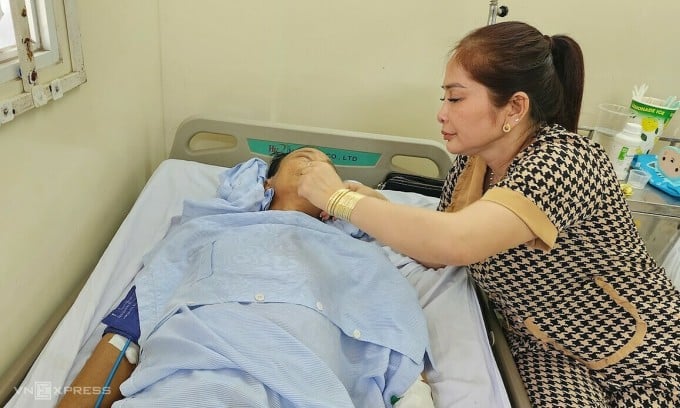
[348,196,535,265]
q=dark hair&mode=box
[452,21,584,132]
[266,151,289,178]
[266,145,331,178]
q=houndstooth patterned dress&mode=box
[437,124,679,407]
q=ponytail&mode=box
[549,35,585,132]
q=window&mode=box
[0,0,59,80]
[0,0,85,125]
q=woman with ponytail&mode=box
[299,21,679,407]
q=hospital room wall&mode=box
[0,1,164,375]
[159,0,680,153]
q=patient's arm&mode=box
[57,333,136,408]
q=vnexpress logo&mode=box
[13,381,54,400]
[34,381,52,400]
[13,381,110,400]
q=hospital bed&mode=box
[3,116,529,408]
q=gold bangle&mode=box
[326,189,365,220]
[335,192,354,220]
[326,189,350,217]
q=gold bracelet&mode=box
[327,189,350,217]
[326,189,350,217]
[326,189,365,221]
[336,192,364,220]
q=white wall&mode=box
[159,0,680,152]
[0,0,164,375]
[159,0,486,146]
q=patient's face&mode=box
[266,148,333,216]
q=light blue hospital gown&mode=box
[113,210,430,408]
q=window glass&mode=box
[0,0,16,53]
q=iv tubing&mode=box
[93,337,131,408]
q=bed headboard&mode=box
[170,116,453,187]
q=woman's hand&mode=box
[298,161,345,211]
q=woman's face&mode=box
[436,58,507,156]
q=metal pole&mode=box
[487,0,499,25]
[487,0,509,25]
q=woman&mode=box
[298,21,679,407]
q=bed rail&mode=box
[475,285,532,408]
[0,275,88,406]
[171,116,453,188]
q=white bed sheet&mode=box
[7,159,510,408]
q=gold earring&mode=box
[502,123,511,133]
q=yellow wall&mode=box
[2,0,680,384]
[0,1,164,374]
[159,0,680,149]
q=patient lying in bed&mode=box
[57,148,432,408]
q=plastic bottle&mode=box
[609,122,644,180]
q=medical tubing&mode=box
[93,337,131,408]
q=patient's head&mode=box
[265,147,334,217]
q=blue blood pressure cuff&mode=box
[102,286,141,344]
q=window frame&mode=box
[0,0,59,83]
[0,0,85,125]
